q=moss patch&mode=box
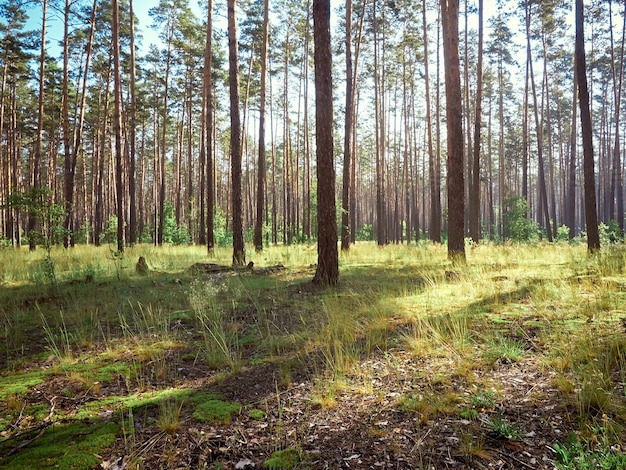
[0,421,119,470]
[192,399,242,424]
[264,448,301,469]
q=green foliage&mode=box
[100,215,119,245]
[599,221,623,245]
[213,208,233,246]
[484,411,524,441]
[557,225,571,242]
[5,189,67,287]
[162,202,191,245]
[469,389,498,410]
[263,448,301,469]
[504,196,540,243]
[555,429,626,470]
[355,224,374,241]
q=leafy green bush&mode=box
[504,196,540,243]
[355,224,374,241]
[599,221,623,245]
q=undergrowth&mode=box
[0,242,625,467]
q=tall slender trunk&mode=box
[254,0,269,251]
[62,0,73,247]
[575,0,600,252]
[112,0,124,252]
[526,3,552,242]
[159,20,174,246]
[229,0,245,265]
[29,0,48,250]
[341,0,353,251]
[206,0,215,253]
[568,72,578,238]
[469,0,483,242]
[128,0,137,244]
[424,0,440,242]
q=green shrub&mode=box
[504,196,540,243]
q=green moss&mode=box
[74,388,195,420]
[192,399,241,424]
[0,370,49,400]
[0,421,118,470]
[249,409,265,420]
[263,448,301,469]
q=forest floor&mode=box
[1,242,625,469]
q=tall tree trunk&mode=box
[312,0,338,286]
[341,0,353,251]
[68,0,97,247]
[29,0,48,251]
[575,0,600,252]
[62,0,73,247]
[159,21,174,246]
[440,0,465,261]
[526,2,552,242]
[469,0,483,243]
[228,0,245,265]
[128,0,137,244]
[373,0,386,245]
[112,0,124,253]
[567,72,578,238]
[610,0,625,232]
[206,0,215,253]
[254,0,269,252]
[423,0,439,243]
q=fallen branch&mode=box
[1,396,56,458]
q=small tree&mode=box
[504,196,540,243]
[6,189,67,287]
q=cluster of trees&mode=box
[0,0,617,281]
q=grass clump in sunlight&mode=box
[482,336,525,366]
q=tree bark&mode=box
[341,0,353,251]
[228,0,245,265]
[254,0,269,252]
[112,0,124,253]
[312,0,338,286]
[128,0,137,244]
[575,0,600,252]
[440,0,465,262]
[469,0,483,243]
[424,0,440,243]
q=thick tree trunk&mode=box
[440,0,465,262]
[312,0,338,286]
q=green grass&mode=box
[1,242,626,467]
